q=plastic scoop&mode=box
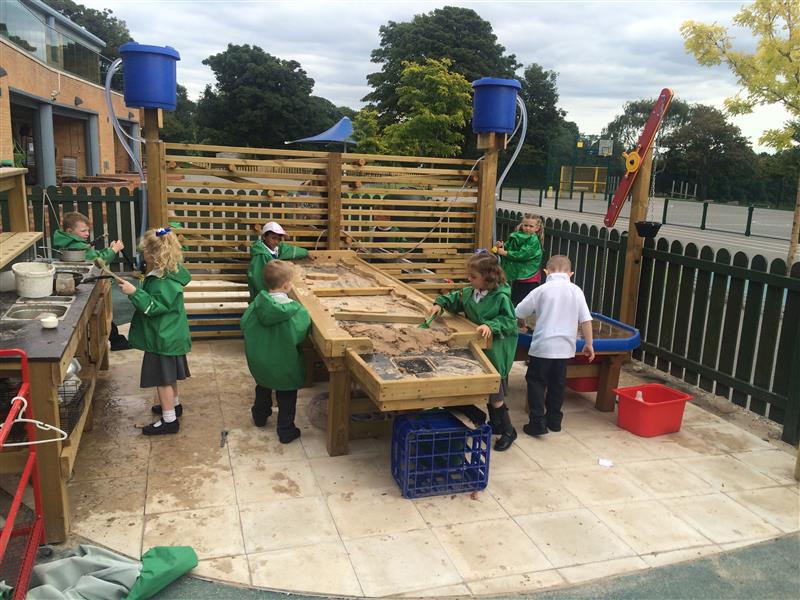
[418,313,437,329]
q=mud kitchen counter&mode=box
[0,275,112,543]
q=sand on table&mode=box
[297,264,377,288]
[340,322,452,356]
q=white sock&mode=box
[173,396,181,407]
[162,409,177,423]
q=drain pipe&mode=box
[104,59,147,266]
[493,95,528,243]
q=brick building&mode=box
[0,0,140,186]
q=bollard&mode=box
[700,202,708,230]
[745,205,754,236]
[554,187,560,210]
[579,191,585,213]
[662,198,669,223]
[517,187,522,204]
[538,189,543,207]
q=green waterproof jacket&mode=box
[240,292,311,390]
[500,231,542,282]
[247,239,309,300]
[434,283,518,378]
[53,229,117,263]
[128,265,192,356]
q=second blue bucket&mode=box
[472,77,521,134]
[119,42,181,111]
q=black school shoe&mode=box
[278,427,301,444]
[142,419,179,435]
[109,335,131,351]
[547,421,562,432]
[151,404,183,417]
[523,422,548,437]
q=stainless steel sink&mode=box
[18,295,75,304]
[2,302,71,321]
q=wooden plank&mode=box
[0,232,42,269]
[165,142,329,158]
[732,254,765,408]
[715,251,748,398]
[750,258,785,415]
[643,238,667,367]
[632,238,655,362]
[670,243,698,379]
[772,261,800,422]
[144,109,166,228]
[333,312,422,323]
[656,240,684,372]
[327,153,343,249]
[619,147,652,325]
[699,247,729,392]
[326,363,350,456]
[311,287,394,297]
[343,152,474,166]
[342,198,475,209]
[343,208,475,219]
[684,246,713,387]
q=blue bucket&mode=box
[472,77,521,134]
[119,43,180,110]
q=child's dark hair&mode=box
[63,212,89,231]
[467,253,506,290]
[263,260,294,291]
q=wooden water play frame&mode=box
[292,250,499,455]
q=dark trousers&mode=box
[255,385,298,436]
[525,357,567,428]
[511,280,539,306]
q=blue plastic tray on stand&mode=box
[391,410,491,499]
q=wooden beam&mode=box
[311,287,393,297]
[618,147,653,326]
[476,150,498,251]
[144,109,166,229]
[327,153,342,249]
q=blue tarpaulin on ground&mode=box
[285,117,355,145]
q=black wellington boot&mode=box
[251,385,272,427]
[493,405,517,452]
[276,396,301,444]
[487,404,502,434]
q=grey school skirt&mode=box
[140,352,191,388]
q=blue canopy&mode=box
[285,117,355,146]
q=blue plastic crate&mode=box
[391,410,491,499]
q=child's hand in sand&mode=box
[118,279,136,295]
[428,305,443,319]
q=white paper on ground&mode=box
[598,458,614,468]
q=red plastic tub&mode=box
[614,384,692,437]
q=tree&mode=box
[518,64,566,160]
[161,85,195,143]
[352,109,387,154]
[602,98,691,150]
[382,58,472,157]
[42,0,133,60]
[365,6,520,126]
[194,44,342,148]
[661,104,757,201]
[681,0,799,262]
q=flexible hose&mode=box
[104,59,147,266]
[492,95,528,244]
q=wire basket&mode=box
[58,379,86,436]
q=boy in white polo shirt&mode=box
[515,255,595,436]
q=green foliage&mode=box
[162,85,196,143]
[681,0,799,150]
[518,64,566,163]
[602,98,691,150]
[42,0,133,60]
[194,44,346,148]
[352,109,387,154]
[365,6,520,126]
[382,58,472,157]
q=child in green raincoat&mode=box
[55,211,130,350]
[118,227,192,436]
[247,221,309,300]
[496,213,544,306]
[428,253,519,451]
[241,260,311,444]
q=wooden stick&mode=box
[91,258,126,284]
[311,287,393,297]
[333,311,422,323]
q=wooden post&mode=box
[618,147,653,326]
[327,152,343,250]
[1,168,29,232]
[477,150,499,250]
[326,361,350,456]
[143,109,166,229]
[788,177,800,267]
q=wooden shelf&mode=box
[0,232,43,270]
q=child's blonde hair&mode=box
[263,260,294,291]
[140,228,183,274]
[63,212,89,231]
[468,253,506,290]
[516,213,545,248]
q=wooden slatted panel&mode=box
[771,261,800,425]
[732,255,766,407]
[699,248,729,391]
[749,259,785,416]
[610,230,626,320]
[656,240,683,372]
[669,243,698,379]
[633,238,655,362]
[684,246,714,386]
[716,251,748,394]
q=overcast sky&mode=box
[85,0,788,152]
